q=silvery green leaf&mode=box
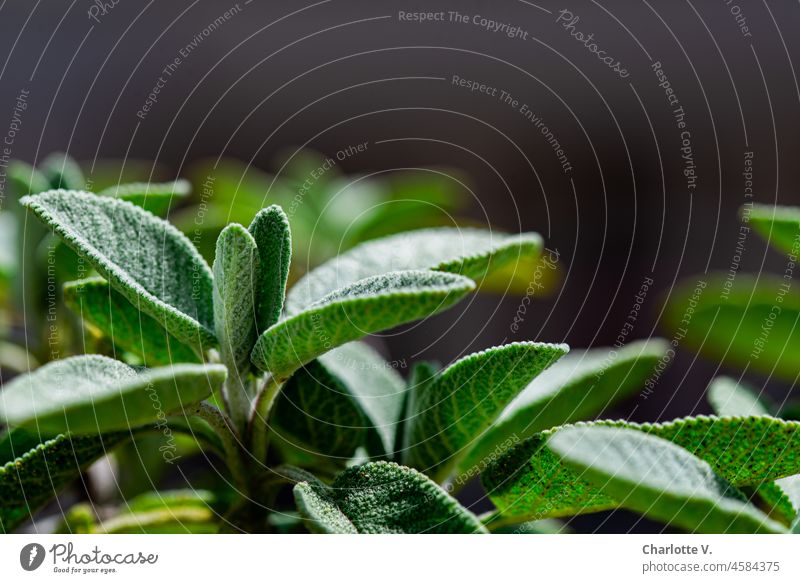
[248,205,292,332]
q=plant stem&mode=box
[249,375,284,462]
[193,401,250,493]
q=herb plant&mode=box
[1,181,799,534]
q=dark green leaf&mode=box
[0,355,226,434]
[63,277,200,365]
[41,153,85,190]
[293,461,487,533]
[1,431,130,532]
[403,342,568,481]
[248,205,291,331]
[748,204,800,256]
[461,339,668,475]
[547,425,785,533]
[21,190,216,349]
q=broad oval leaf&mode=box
[0,355,227,434]
[64,277,200,365]
[293,461,487,533]
[273,342,407,460]
[460,339,668,475]
[251,270,475,379]
[664,274,800,381]
[1,430,131,532]
[547,425,785,533]
[97,179,192,216]
[286,227,542,314]
[707,376,772,418]
[21,190,216,349]
[748,204,800,256]
[482,416,800,523]
[403,342,569,481]
[249,205,292,332]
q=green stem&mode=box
[193,402,250,493]
[249,375,284,462]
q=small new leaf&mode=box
[249,205,292,331]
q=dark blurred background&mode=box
[1,0,799,532]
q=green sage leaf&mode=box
[63,277,200,365]
[0,355,226,434]
[748,204,800,256]
[403,342,569,481]
[707,376,773,417]
[97,179,192,216]
[248,205,291,332]
[460,339,668,475]
[547,425,785,533]
[21,190,216,349]
[286,227,541,314]
[293,461,487,533]
[251,270,474,379]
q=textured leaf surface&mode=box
[664,274,800,381]
[707,376,772,418]
[63,278,200,365]
[1,431,130,532]
[483,416,800,522]
[21,190,216,349]
[213,225,260,427]
[249,205,291,332]
[286,227,541,314]
[273,343,406,458]
[97,179,192,216]
[0,355,226,434]
[749,204,800,256]
[251,270,474,379]
[547,425,785,533]
[403,342,568,481]
[293,461,486,533]
[462,339,667,474]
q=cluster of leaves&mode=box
[1,169,798,534]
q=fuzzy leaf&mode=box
[403,342,568,481]
[547,425,785,533]
[286,227,541,314]
[273,343,407,459]
[483,416,800,523]
[63,278,200,365]
[748,204,800,256]
[461,339,668,474]
[707,376,773,417]
[97,179,192,216]
[7,161,51,196]
[213,224,260,427]
[21,190,216,349]
[293,461,486,533]
[1,430,130,532]
[249,205,292,332]
[251,270,474,379]
[41,152,85,190]
[0,355,226,434]
[664,274,800,382]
